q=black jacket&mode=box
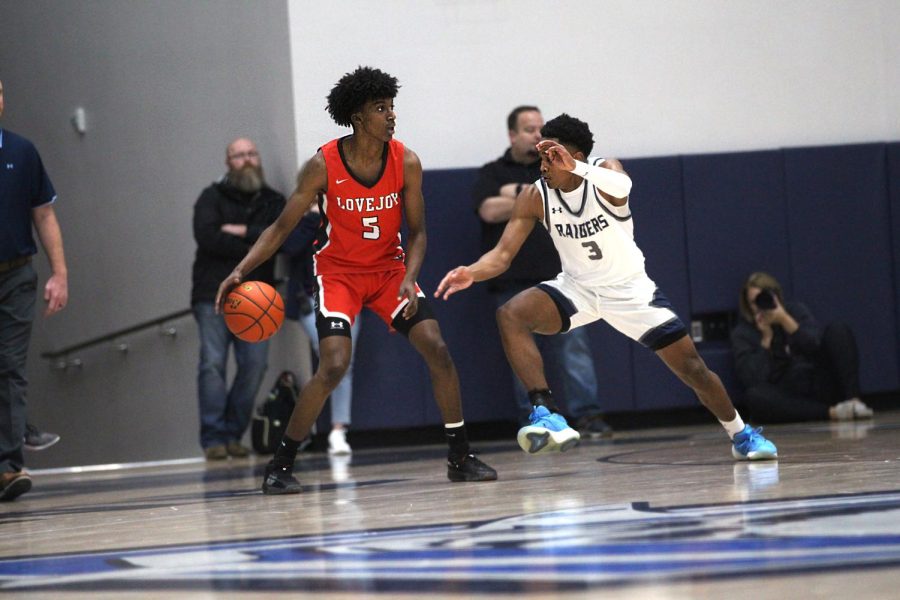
[472,149,562,292]
[191,179,285,304]
[730,301,822,393]
[280,211,321,320]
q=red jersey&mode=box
[314,136,406,275]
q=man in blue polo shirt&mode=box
[0,79,69,501]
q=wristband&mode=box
[570,160,632,198]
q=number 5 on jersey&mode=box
[362,216,380,240]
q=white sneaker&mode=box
[328,429,351,455]
[831,400,855,421]
[329,455,351,483]
[850,398,874,419]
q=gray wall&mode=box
[0,0,306,469]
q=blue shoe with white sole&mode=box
[731,425,778,460]
[517,406,581,454]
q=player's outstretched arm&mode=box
[435,266,475,300]
[435,185,541,300]
[215,153,326,312]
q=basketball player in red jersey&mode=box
[216,67,497,494]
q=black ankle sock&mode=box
[273,435,301,470]
[528,388,560,413]
[445,423,470,461]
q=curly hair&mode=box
[540,114,595,157]
[326,66,400,128]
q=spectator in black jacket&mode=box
[730,271,873,423]
[191,138,285,460]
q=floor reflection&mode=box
[733,461,780,500]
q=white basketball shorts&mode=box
[537,272,687,350]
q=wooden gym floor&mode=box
[3,411,900,599]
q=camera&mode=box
[754,289,777,310]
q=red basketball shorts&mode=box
[313,268,432,338]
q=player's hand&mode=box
[398,278,419,319]
[435,266,474,300]
[43,273,68,316]
[215,271,243,314]
[536,140,575,171]
[767,296,794,327]
[754,310,775,345]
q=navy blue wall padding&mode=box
[344,141,900,432]
[630,343,740,412]
[351,310,431,429]
[631,350,696,410]
[783,143,898,393]
[584,323,634,412]
[350,168,516,430]
[888,143,900,382]
[627,156,694,409]
[701,345,739,398]
[419,169,517,423]
[682,150,792,313]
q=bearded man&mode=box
[191,138,285,460]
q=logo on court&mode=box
[5,490,900,592]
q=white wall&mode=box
[289,0,900,167]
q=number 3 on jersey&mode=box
[362,216,380,240]
[582,240,603,260]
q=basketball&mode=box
[223,281,284,343]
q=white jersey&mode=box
[535,157,646,288]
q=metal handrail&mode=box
[40,307,193,360]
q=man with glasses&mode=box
[191,138,284,460]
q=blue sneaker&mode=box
[731,425,778,460]
[517,406,581,454]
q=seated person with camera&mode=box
[730,271,873,423]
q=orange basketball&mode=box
[223,281,284,343]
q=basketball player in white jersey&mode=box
[436,114,777,461]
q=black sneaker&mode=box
[262,462,302,495]
[576,414,613,439]
[24,423,61,451]
[447,453,498,482]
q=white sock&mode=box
[719,412,746,439]
[444,420,464,429]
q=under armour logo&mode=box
[5,163,13,170]
[330,321,345,329]
[551,207,563,214]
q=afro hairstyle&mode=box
[540,114,595,157]
[326,66,400,128]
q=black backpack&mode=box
[251,371,299,454]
